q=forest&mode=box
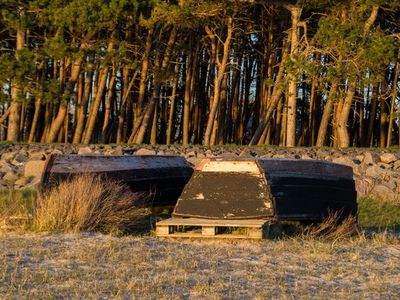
[0,0,399,147]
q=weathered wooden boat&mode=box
[172,158,357,222]
[40,154,194,207]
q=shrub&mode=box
[34,174,151,233]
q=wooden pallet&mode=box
[156,218,271,239]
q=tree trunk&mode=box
[135,27,153,121]
[203,18,233,146]
[386,58,399,147]
[166,64,180,145]
[101,66,116,143]
[249,36,289,145]
[7,23,25,141]
[337,81,356,147]
[82,36,116,144]
[134,27,177,144]
[286,5,302,147]
[316,82,338,147]
[46,33,92,143]
[366,83,378,147]
[183,53,193,145]
[72,58,93,144]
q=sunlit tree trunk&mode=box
[7,20,25,141]
[285,5,302,147]
[203,17,233,146]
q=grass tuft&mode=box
[300,212,358,241]
[34,174,151,233]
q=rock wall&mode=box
[0,144,399,201]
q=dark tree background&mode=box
[0,0,399,147]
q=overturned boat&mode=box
[40,154,193,207]
[172,158,357,222]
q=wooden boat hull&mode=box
[40,154,194,207]
[173,158,357,222]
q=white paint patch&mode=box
[201,161,261,175]
[194,193,205,200]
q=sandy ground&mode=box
[1,232,399,299]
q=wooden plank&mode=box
[200,160,261,175]
[157,218,268,227]
[202,226,216,236]
[156,232,263,239]
[155,225,170,236]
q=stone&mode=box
[197,152,206,159]
[370,184,400,201]
[220,152,238,158]
[363,152,379,165]
[14,177,29,187]
[29,151,46,160]
[365,165,385,178]
[355,154,365,162]
[377,162,391,169]
[380,153,398,164]
[157,150,165,155]
[354,176,373,196]
[394,160,400,170]
[382,179,397,190]
[3,172,18,183]
[352,165,362,176]
[51,149,63,155]
[332,157,355,167]
[25,176,41,189]
[1,151,15,161]
[14,153,28,163]
[24,160,46,178]
[111,146,123,156]
[273,154,287,159]
[135,148,156,155]
[0,161,13,173]
[185,151,197,158]
[301,154,313,160]
[205,150,214,158]
[78,146,93,155]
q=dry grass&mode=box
[300,213,359,241]
[34,174,150,233]
[0,232,399,299]
[1,189,400,298]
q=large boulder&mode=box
[365,165,385,178]
[354,176,373,197]
[370,184,400,202]
[24,160,46,179]
[135,148,156,155]
[332,157,356,168]
[78,146,93,155]
[3,172,18,183]
[380,153,398,164]
[363,152,380,165]
[1,151,15,162]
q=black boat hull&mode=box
[40,154,194,207]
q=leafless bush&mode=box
[34,174,151,233]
